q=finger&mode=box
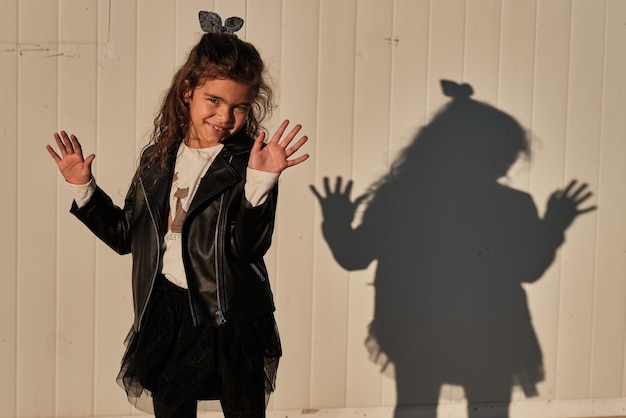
[286,153,309,167]
[279,124,303,148]
[46,144,62,163]
[577,205,597,215]
[323,176,332,194]
[69,134,84,156]
[354,193,369,207]
[310,185,323,201]
[53,132,69,155]
[569,183,589,200]
[84,154,96,167]
[345,180,354,197]
[269,120,290,144]
[285,135,308,156]
[573,191,593,206]
[60,131,76,153]
[334,176,343,194]
[252,131,266,152]
[562,179,577,196]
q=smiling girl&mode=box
[47,12,309,418]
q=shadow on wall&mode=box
[311,80,596,418]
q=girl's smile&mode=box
[185,78,255,148]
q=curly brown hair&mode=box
[143,32,274,168]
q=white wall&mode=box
[1,0,625,417]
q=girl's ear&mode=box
[182,80,192,103]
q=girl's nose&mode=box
[217,106,234,124]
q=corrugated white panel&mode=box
[464,0,502,104]
[0,0,18,416]
[272,0,320,410]
[556,0,605,400]
[244,0,284,411]
[526,0,572,405]
[346,0,395,409]
[3,0,626,416]
[17,0,60,416]
[592,0,626,399]
[93,0,137,415]
[309,0,356,408]
[56,3,98,416]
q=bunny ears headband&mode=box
[199,11,244,36]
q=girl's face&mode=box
[184,78,255,148]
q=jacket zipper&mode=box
[214,192,227,325]
[137,177,161,331]
[250,263,267,282]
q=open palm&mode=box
[248,120,309,173]
[46,131,94,185]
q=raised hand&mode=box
[46,131,95,185]
[248,120,309,173]
[544,179,596,231]
[310,176,369,224]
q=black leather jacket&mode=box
[71,133,277,330]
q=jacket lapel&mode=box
[188,152,241,214]
[139,155,175,236]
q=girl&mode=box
[47,12,309,418]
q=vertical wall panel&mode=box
[529,0,573,404]
[427,0,466,113]
[389,0,430,162]
[530,1,573,403]
[590,0,626,399]
[92,0,137,415]
[272,0,319,410]
[176,0,214,67]
[464,0,502,103]
[345,0,394,408]
[498,0,536,193]
[383,0,432,406]
[425,1,467,403]
[245,0,284,410]
[309,0,357,409]
[135,0,176,149]
[556,0,605,400]
[245,3,284,409]
[246,0,283,138]
[17,0,59,416]
[56,3,98,416]
[0,0,18,416]
[499,2,545,401]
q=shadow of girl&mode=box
[311,81,595,418]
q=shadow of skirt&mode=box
[117,275,281,414]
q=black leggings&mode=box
[153,395,266,418]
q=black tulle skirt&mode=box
[117,275,281,414]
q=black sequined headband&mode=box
[199,11,244,37]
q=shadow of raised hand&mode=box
[310,176,369,226]
[310,176,371,269]
[544,180,596,232]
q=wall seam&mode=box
[346,0,359,407]
[309,0,322,407]
[588,0,609,398]
[15,0,22,415]
[54,1,61,415]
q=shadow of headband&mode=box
[199,11,244,37]
[440,80,474,100]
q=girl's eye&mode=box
[236,105,250,112]
[208,97,219,104]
